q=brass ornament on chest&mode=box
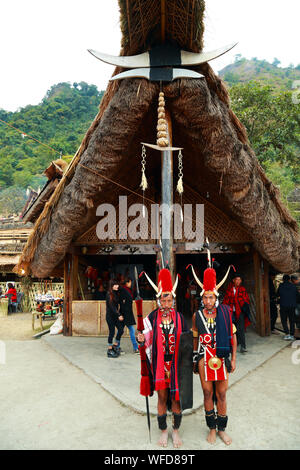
[208,356,222,370]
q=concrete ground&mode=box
[42,326,294,416]
[0,314,299,450]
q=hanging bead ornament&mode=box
[176,149,184,222]
[156,92,169,148]
[140,144,148,191]
[176,149,184,195]
[140,144,148,218]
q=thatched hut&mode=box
[15,0,300,337]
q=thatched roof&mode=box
[118,0,205,54]
[21,159,67,224]
[15,0,300,277]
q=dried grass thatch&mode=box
[14,0,300,277]
[119,0,205,54]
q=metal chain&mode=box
[178,149,183,178]
[141,144,147,173]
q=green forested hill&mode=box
[0,64,299,224]
[0,82,104,213]
[219,55,300,89]
[219,57,300,224]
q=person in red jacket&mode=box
[223,274,251,353]
[5,283,17,313]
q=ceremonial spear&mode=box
[134,266,151,443]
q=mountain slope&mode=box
[219,56,300,90]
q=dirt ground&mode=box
[0,314,299,450]
[0,313,53,340]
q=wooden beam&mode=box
[126,0,131,48]
[253,250,264,336]
[63,253,78,336]
[190,0,195,49]
[263,259,271,336]
[63,254,72,336]
[161,0,166,43]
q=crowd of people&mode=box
[105,276,139,358]
[270,273,300,340]
[104,269,300,360]
[131,259,300,448]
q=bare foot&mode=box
[206,428,217,445]
[158,429,168,447]
[172,429,182,448]
[218,430,232,446]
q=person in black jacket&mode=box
[119,277,139,353]
[278,275,298,340]
[106,280,124,358]
[291,275,300,333]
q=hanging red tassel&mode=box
[140,374,151,397]
[139,345,148,376]
[136,298,144,332]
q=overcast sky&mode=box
[1,0,299,111]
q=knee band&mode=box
[205,409,216,429]
[172,412,182,430]
[217,414,228,431]
[157,414,167,431]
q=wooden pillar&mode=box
[161,109,175,281]
[161,0,166,42]
[63,253,78,336]
[253,250,269,337]
[263,259,271,336]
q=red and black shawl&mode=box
[223,283,251,328]
[144,308,188,402]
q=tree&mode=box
[0,186,27,217]
[272,58,281,67]
[229,81,300,175]
[229,81,299,221]
[0,82,104,192]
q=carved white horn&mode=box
[206,237,211,268]
[143,272,159,293]
[88,49,150,68]
[189,265,203,289]
[156,287,163,298]
[110,67,204,82]
[180,42,238,66]
[88,43,238,69]
[216,265,234,291]
[171,275,179,298]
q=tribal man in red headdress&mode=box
[137,268,191,448]
[188,242,237,446]
[223,273,251,353]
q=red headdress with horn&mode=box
[140,268,179,298]
[187,239,235,297]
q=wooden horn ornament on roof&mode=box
[88,1,236,83]
[87,43,238,70]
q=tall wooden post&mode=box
[161,109,175,281]
[63,253,78,336]
[263,259,271,336]
[253,250,262,336]
[253,250,270,337]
